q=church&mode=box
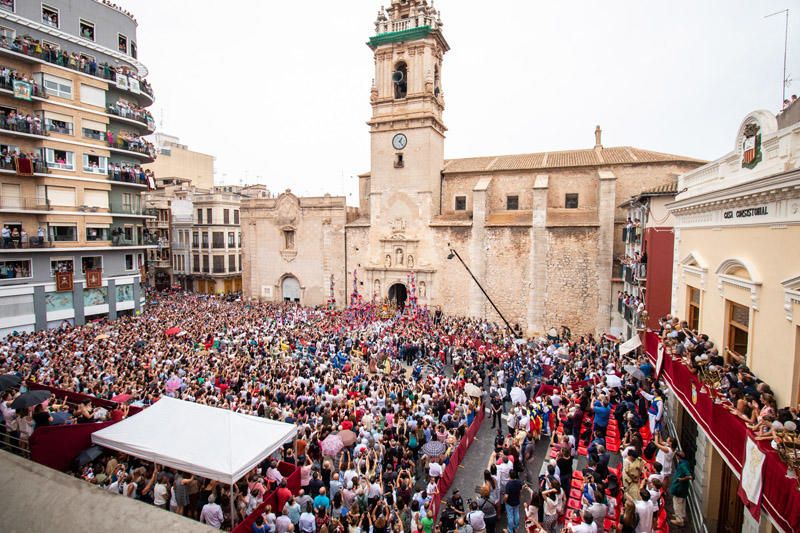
[241,0,704,335]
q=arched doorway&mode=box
[388,283,407,310]
[282,276,301,302]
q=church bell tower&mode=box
[367,0,449,208]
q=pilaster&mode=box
[33,285,46,331]
[468,177,491,318]
[72,281,85,326]
[107,279,117,321]
[527,175,549,334]
[597,170,617,332]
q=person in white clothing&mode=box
[630,490,655,533]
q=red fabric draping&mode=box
[233,461,300,533]
[429,404,486,519]
[26,383,143,415]
[645,332,800,532]
[29,420,116,471]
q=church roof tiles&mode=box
[442,146,704,174]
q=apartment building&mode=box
[0,0,155,336]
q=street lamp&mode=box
[446,245,518,337]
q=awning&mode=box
[91,396,296,484]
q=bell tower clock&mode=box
[367,0,449,206]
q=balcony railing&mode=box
[108,167,150,186]
[82,128,105,141]
[618,298,645,330]
[1,236,52,249]
[0,114,46,136]
[0,157,49,174]
[46,121,73,135]
[0,75,47,98]
[106,105,155,130]
[2,41,154,99]
[112,205,144,215]
[107,137,156,159]
[111,235,139,246]
[622,226,641,244]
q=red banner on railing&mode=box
[646,332,800,532]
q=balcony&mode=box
[106,104,155,131]
[106,136,156,161]
[622,226,641,244]
[645,331,800,532]
[1,236,52,249]
[111,204,144,216]
[0,156,49,174]
[1,40,154,100]
[0,112,46,136]
[108,167,150,187]
[0,75,47,98]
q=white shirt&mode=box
[634,500,655,533]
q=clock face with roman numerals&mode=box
[392,133,408,151]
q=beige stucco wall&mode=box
[145,146,214,190]
[241,194,348,307]
[675,225,800,406]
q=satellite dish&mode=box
[392,70,405,84]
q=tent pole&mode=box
[230,482,236,529]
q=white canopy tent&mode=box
[91,396,297,485]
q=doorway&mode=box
[718,461,744,532]
[282,276,301,302]
[388,283,407,310]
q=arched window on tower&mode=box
[434,64,441,97]
[393,62,408,99]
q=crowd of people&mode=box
[1,34,153,96]
[108,99,154,126]
[109,162,155,186]
[106,129,156,158]
[0,109,43,135]
[658,314,800,447]
[0,291,697,532]
[0,64,47,96]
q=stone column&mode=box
[107,279,117,321]
[596,170,617,333]
[33,285,46,331]
[468,177,491,318]
[527,175,549,335]
[72,281,85,326]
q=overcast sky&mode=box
[117,0,798,202]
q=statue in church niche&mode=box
[374,279,381,299]
[407,255,414,268]
[419,281,426,298]
[385,255,392,268]
[396,248,404,266]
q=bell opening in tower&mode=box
[393,62,408,99]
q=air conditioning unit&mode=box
[261,286,273,298]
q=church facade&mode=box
[241,0,704,335]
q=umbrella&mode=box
[10,390,50,410]
[165,376,182,392]
[421,440,447,457]
[134,340,146,348]
[464,383,482,398]
[623,365,646,381]
[164,327,181,336]
[605,374,623,389]
[338,429,357,447]
[0,374,21,393]
[111,393,132,403]
[95,334,109,341]
[75,445,104,467]
[510,386,527,405]
[176,330,188,337]
[321,434,345,456]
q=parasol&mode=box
[176,330,188,337]
[111,393,132,403]
[0,374,21,393]
[10,390,50,410]
[164,327,181,336]
[605,374,623,389]
[623,365,645,381]
[421,440,447,457]
[510,386,527,405]
[338,429,357,446]
[321,434,345,457]
[464,383,482,398]
[165,376,182,392]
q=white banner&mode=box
[129,78,140,94]
[741,437,766,506]
[116,75,128,90]
[619,335,642,356]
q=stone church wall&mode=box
[544,226,601,334]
